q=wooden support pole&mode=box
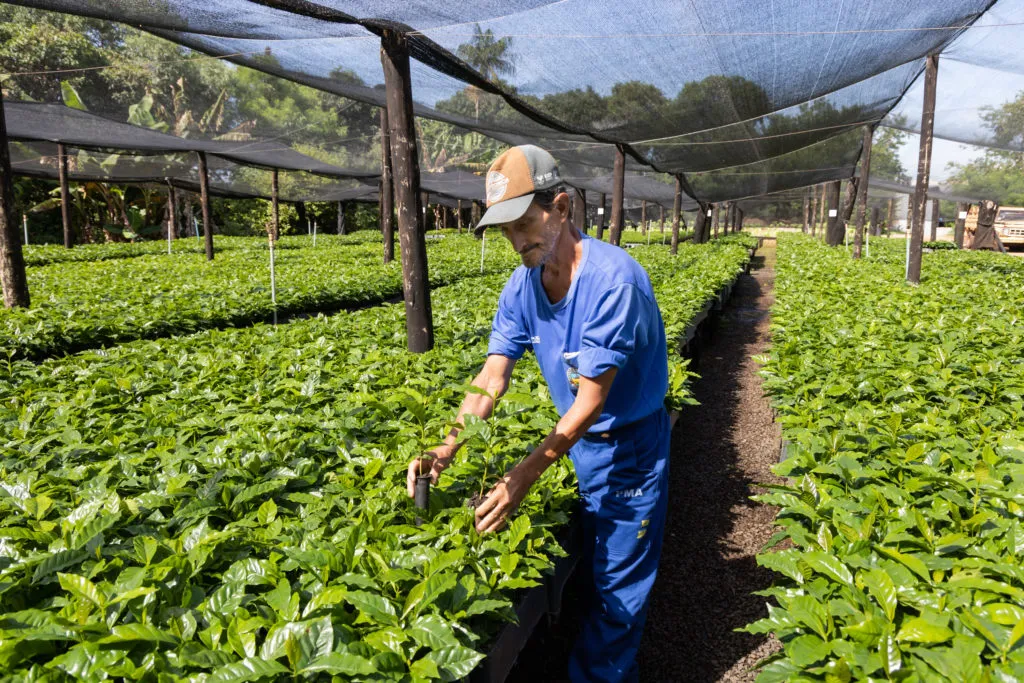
[930,197,939,242]
[609,145,626,246]
[694,204,709,244]
[380,106,395,264]
[573,188,586,234]
[57,142,72,248]
[167,182,178,240]
[197,151,214,260]
[271,169,279,241]
[954,201,968,248]
[471,200,481,228]
[596,192,606,240]
[834,177,858,247]
[871,206,881,238]
[853,125,873,259]
[0,87,29,308]
[886,198,895,235]
[824,180,841,246]
[456,199,463,233]
[803,193,810,234]
[338,201,347,235]
[381,29,433,353]
[671,175,682,255]
[722,202,731,233]
[817,183,827,235]
[659,205,665,233]
[809,185,818,236]
[640,200,647,235]
[908,54,938,284]
[713,203,720,238]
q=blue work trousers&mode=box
[567,408,671,683]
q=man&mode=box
[405,145,670,682]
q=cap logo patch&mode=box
[487,171,510,204]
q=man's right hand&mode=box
[405,446,454,498]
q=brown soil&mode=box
[506,241,784,682]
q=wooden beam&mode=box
[380,106,395,264]
[338,201,347,235]
[659,204,665,233]
[930,197,939,242]
[595,192,606,240]
[640,199,647,235]
[271,169,279,241]
[954,201,968,248]
[671,175,682,255]
[824,180,841,245]
[609,145,625,246]
[853,125,873,259]
[908,54,938,284]
[381,29,433,353]
[573,187,586,234]
[57,142,72,248]
[197,151,214,261]
[0,87,29,308]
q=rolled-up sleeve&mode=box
[488,281,530,360]
[577,283,649,378]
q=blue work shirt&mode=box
[487,234,668,433]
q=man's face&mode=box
[500,196,564,268]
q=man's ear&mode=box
[555,192,571,219]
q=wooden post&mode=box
[659,205,665,234]
[456,199,463,233]
[471,200,481,228]
[817,183,827,236]
[57,142,73,248]
[954,201,968,248]
[167,182,177,240]
[824,180,841,246]
[722,202,731,233]
[270,169,280,241]
[871,206,881,238]
[671,175,682,255]
[0,87,30,308]
[338,201,347,235]
[886,198,895,236]
[596,193,606,240]
[803,193,810,234]
[908,54,938,284]
[380,106,395,264]
[832,178,858,247]
[573,188,586,234]
[609,145,626,246]
[443,204,452,230]
[197,151,214,260]
[853,125,873,259]
[809,185,818,236]
[930,197,939,242]
[381,29,433,353]
[694,204,709,244]
[640,200,647,235]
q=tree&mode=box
[945,91,1024,205]
[455,24,516,120]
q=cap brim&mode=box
[473,194,534,237]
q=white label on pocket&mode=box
[828,209,838,217]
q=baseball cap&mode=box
[474,145,561,236]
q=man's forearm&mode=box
[516,399,602,481]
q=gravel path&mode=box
[638,241,783,682]
[506,241,783,683]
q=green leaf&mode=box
[896,617,953,643]
[801,551,854,586]
[98,624,178,645]
[208,657,289,683]
[860,568,897,622]
[345,591,399,626]
[57,573,105,610]
[301,653,376,676]
[875,546,931,583]
[427,645,485,681]
[787,634,830,667]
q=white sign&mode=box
[828,209,838,217]
[958,211,968,220]
[706,210,712,217]
[597,207,605,215]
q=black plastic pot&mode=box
[414,474,431,525]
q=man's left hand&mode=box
[474,468,537,534]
